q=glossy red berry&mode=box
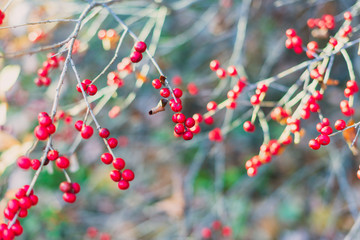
[38,115,52,126]
[247,167,257,177]
[309,139,320,150]
[7,199,20,213]
[81,125,94,139]
[101,153,113,165]
[216,68,226,78]
[285,28,296,37]
[63,192,76,203]
[174,123,185,134]
[204,116,214,125]
[209,60,220,71]
[19,197,32,209]
[47,150,59,161]
[34,125,49,140]
[201,228,212,239]
[227,66,237,76]
[185,118,195,128]
[134,41,147,53]
[99,128,110,138]
[110,170,122,182]
[17,156,31,170]
[183,131,193,140]
[122,169,135,181]
[130,51,142,63]
[29,194,38,206]
[72,182,81,194]
[318,134,330,145]
[107,138,118,148]
[77,82,87,92]
[59,181,72,193]
[243,121,255,132]
[46,124,56,134]
[193,113,203,123]
[176,113,186,123]
[344,11,352,21]
[207,101,217,111]
[320,126,333,135]
[86,85,98,96]
[118,180,129,190]
[334,119,346,130]
[329,38,338,47]
[173,88,183,98]
[152,79,162,89]
[160,88,170,98]
[56,156,70,169]
[75,120,84,131]
[113,158,125,170]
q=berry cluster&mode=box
[76,79,98,96]
[307,14,335,30]
[86,227,112,240]
[34,112,56,141]
[28,29,46,43]
[98,29,119,50]
[285,28,303,54]
[106,57,133,88]
[75,120,94,139]
[59,181,81,203]
[1,185,39,239]
[130,41,147,63]
[34,53,64,87]
[201,220,232,239]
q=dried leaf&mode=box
[325,78,339,86]
[0,65,20,98]
[343,119,358,155]
[149,99,168,115]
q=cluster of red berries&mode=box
[34,53,64,87]
[270,106,290,123]
[285,28,303,54]
[59,181,81,203]
[75,120,94,139]
[130,41,147,63]
[201,220,232,239]
[1,185,39,239]
[54,109,73,124]
[86,227,112,240]
[17,156,40,171]
[106,57,133,88]
[310,67,323,80]
[226,77,247,109]
[250,83,268,105]
[34,112,56,141]
[28,29,46,43]
[0,10,5,25]
[301,91,323,119]
[172,112,196,141]
[307,14,335,30]
[98,29,119,50]
[209,60,238,79]
[76,79,98,96]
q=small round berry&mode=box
[250,94,260,105]
[309,139,320,150]
[152,79,162,89]
[110,170,122,182]
[11,223,23,236]
[247,167,257,177]
[7,199,20,213]
[183,131,193,140]
[72,182,81,194]
[134,41,147,53]
[98,29,107,40]
[19,197,32,209]
[63,192,76,203]
[243,121,255,132]
[321,126,333,135]
[307,41,318,51]
[193,113,203,123]
[56,156,70,169]
[201,228,212,239]
[59,181,72,193]
[285,28,296,38]
[118,180,129,190]
[176,113,186,123]
[204,116,214,125]
[34,125,49,140]
[227,66,237,76]
[101,153,113,165]
[209,60,220,71]
[47,150,59,161]
[2,228,15,239]
[17,156,31,170]
[46,124,56,134]
[86,85,98,96]
[113,158,125,170]
[15,188,26,199]
[207,101,217,111]
[174,123,185,134]
[334,119,346,130]
[107,138,118,148]
[18,209,28,218]
[329,38,338,47]
[222,226,232,237]
[81,125,94,139]
[216,68,226,78]
[318,134,330,145]
[130,51,142,63]
[160,88,170,98]
[344,11,352,21]
[38,115,52,126]
[29,194,38,206]
[173,88,183,98]
[122,169,135,181]
[76,82,87,92]
[74,120,84,131]
[185,118,195,128]
[99,128,110,138]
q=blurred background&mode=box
[1,0,360,239]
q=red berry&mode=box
[174,123,185,134]
[346,80,358,92]
[107,138,118,148]
[17,156,31,170]
[34,125,49,140]
[38,115,52,126]
[247,167,257,177]
[344,11,352,21]
[320,126,333,135]
[193,113,203,123]
[130,51,142,63]
[250,94,260,105]
[207,101,217,111]
[176,113,186,123]
[18,208,28,218]
[110,170,122,182]
[113,158,126,170]
[185,118,195,128]
[160,88,170,98]
[134,41,147,53]
[99,128,110,138]
[2,228,15,239]
[11,223,23,236]
[63,192,76,203]
[72,182,81,194]
[204,116,214,125]
[118,180,129,190]
[173,88,183,98]
[86,85,98,96]
[101,153,113,165]
[334,119,346,130]
[243,121,255,132]
[309,139,320,150]
[285,28,296,37]
[98,29,106,39]
[47,150,59,161]
[19,197,32,209]
[15,188,26,199]
[307,41,318,51]
[209,60,220,71]
[183,131,193,140]
[38,68,48,77]
[318,134,330,145]
[81,125,94,139]
[7,199,20,213]
[46,123,56,134]
[75,120,84,131]
[291,36,302,47]
[227,66,237,76]
[152,79,162,89]
[122,169,135,181]
[222,226,232,237]
[329,38,338,47]
[59,181,72,193]
[313,90,323,100]
[29,194,38,206]
[76,82,87,92]
[201,228,212,239]
[216,68,226,78]
[56,156,70,169]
